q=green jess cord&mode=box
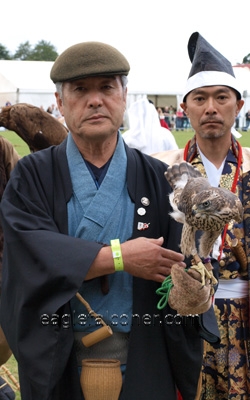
[156,275,174,310]
[156,269,189,309]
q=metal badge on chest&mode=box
[137,197,150,231]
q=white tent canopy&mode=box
[0,60,55,109]
[0,60,249,116]
[0,60,188,110]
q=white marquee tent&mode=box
[0,60,188,110]
[0,60,249,123]
[0,60,56,109]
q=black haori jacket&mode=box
[0,138,219,400]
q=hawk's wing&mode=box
[0,103,68,152]
[165,161,201,190]
[165,161,209,223]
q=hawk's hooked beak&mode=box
[192,205,197,215]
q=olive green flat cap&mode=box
[50,41,130,83]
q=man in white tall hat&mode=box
[154,31,250,399]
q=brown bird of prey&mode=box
[165,161,243,259]
[0,103,68,153]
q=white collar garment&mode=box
[197,144,226,187]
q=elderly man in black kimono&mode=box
[0,42,219,400]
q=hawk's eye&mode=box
[202,200,210,208]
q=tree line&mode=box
[1,40,250,64]
[0,40,58,61]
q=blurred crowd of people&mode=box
[156,105,191,131]
[40,103,65,125]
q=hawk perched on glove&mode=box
[165,161,243,258]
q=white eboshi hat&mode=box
[183,32,242,101]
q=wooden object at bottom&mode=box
[80,359,122,400]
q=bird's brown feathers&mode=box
[165,161,243,258]
[0,103,68,152]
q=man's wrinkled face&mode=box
[56,75,127,141]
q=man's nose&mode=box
[205,98,217,114]
[87,92,103,108]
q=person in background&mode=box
[52,104,62,119]
[168,105,176,129]
[0,136,20,292]
[163,106,171,128]
[46,105,53,114]
[175,108,184,131]
[182,110,189,129]
[243,109,250,131]
[0,41,219,400]
[154,31,250,400]
[0,136,20,366]
[234,114,240,130]
[122,98,178,154]
[157,106,170,129]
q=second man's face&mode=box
[181,86,244,140]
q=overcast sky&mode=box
[1,0,250,87]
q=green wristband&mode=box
[110,239,124,271]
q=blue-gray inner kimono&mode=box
[67,132,134,334]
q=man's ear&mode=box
[180,102,187,115]
[55,92,64,116]
[236,99,244,116]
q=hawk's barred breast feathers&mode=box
[165,161,243,258]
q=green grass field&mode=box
[2,355,20,399]
[172,128,250,148]
[0,130,30,157]
[0,128,249,158]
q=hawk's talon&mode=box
[190,260,217,287]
